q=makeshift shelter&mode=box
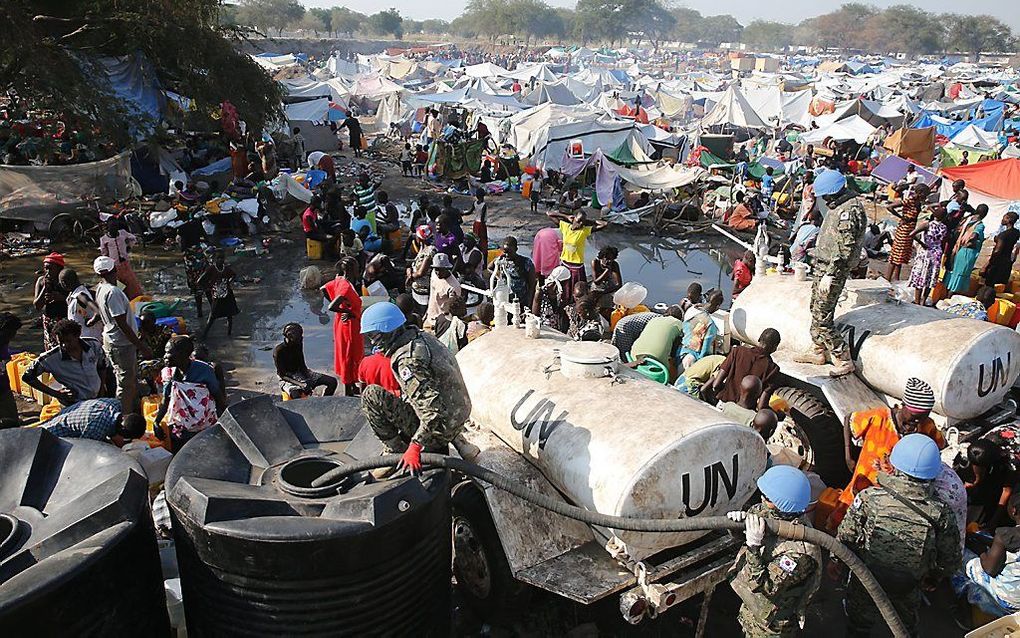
[700,86,768,130]
[605,132,655,166]
[950,124,1000,151]
[800,115,876,145]
[523,81,582,106]
[0,152,133,224]
[505,63,558,83]
[742,86,812,128]
[883,127,936,167]
[511,104,651,172]
[939,159,1020,217]
[870,155,938,186]
[464,62,509,79]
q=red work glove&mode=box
[397,442,423,476]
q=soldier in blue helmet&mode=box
[359,301,472,479]
[835,433,962,637]
[794,169,868,377]
[726,466,822,637]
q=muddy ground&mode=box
[0,153,965,637]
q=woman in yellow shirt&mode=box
[546,208,608,301]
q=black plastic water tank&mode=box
[165,395,452,636]
[0,427,170,636]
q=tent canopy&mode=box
[940,159,1020,200]
[800,115,876,144]
[700,86,768,129]
[883,126,936,167]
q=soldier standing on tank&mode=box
[727,466,822,637]
[358,301,472,479]
[833,434,962,638]
[794,169,868,377]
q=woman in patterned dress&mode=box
[907,205,948,306]
[886,183,929,282]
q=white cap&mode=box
[93,256,116,274]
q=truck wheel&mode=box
[451,482,531,619]
[771,387,850,487]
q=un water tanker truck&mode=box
[725,276,1020,485]
[451,328,769,626]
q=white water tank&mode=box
[456,329,768,560]
[729,276,1020,420]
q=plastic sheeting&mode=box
[95,53,165,137]
[0,151,132,222]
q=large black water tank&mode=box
[165,395,452,636]
[0,427,170,635]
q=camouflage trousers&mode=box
[844,576,920,638]
[360,384,458,452]
[809,266,850,360]
[737,605,800,638]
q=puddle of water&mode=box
[516,233,741,307]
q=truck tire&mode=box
[771,387,850,487]
[451,482,531,620]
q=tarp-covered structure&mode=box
[939,159,1020,217]
[0,152,133,223]
[884,126,936,167]
[701,86,768,129]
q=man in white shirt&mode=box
[59,268,102,341]
[93,256,151,412]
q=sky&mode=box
[301,0,1020,30]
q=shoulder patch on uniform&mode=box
[778,556,797,573]
[840,211,850,221]
[850,494,863,510]
[399,366,413,381]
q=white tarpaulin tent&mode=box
[285,98,332,122]
[464,62,509,78]
[505,63,558,83]
[950,124,1000,151]
[523,81,582,106]
[800,114,876,144]
[742,86,812,128]
[701,86,768,129]
[616,163,705,191]
[521,116,652,171]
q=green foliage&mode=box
[330,7,364,36]
[741,21,794,50]
[943,14,1015,55]
[367,8,403,39]
[237,0,304,37]
[306,7,332,35]
[0,0,283,146]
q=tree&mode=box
[0,0,283,147]
[627,0,676,50]
[801,3,878,50]
[671,7,703,43]
[237,0,304,37]
[574,0,627,45]
[296,12,325,35]
[449,15,478,38]
[698,14,743,46]
[742,20,794,50]
[861,4,943,55]
[420,19,450,34]
[307,7,332,35]
[944,14,1015,57]
[331,7,364,36]
[367,8,403,39]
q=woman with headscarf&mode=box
[885,183,929,282]
[322,257,364,396]
[532,265,571,332]
[946,204,989,294]
[33,252,67,350]
[531,227,563,281]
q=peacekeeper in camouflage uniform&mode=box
[795,169,867,377]
[835,434,962,638]
[358,301,471,478]
[727,466,822,637]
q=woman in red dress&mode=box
[321,257,364,395]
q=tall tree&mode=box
[671,7,703,43]
[943,14,1015,57]
[367,8,403,39]
[306,7,332,35]
[861,4,943,55]
[698,14,743,46]
[330,7,364,37]
[742,20,794,50]
[804,3,878,50]
[237,0,304,37]
[0,0,283,145]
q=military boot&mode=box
[793,346,827,365]
[371,437,407,480]
[829,354,855,377]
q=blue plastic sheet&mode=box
[94,52,165,137]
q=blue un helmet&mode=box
[361,302,406,335]
[889,433,941,480]
[813,169,847,197]
[756,466,811,514]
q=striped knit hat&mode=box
[903,377,935,414]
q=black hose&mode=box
[313,453,909,638]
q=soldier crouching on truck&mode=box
[727,466,822,637]
[358,301,472,479]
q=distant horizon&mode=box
[300,0,1020,31]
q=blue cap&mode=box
[756,466,811,513]
[813,169,847,196]
[889,433,941,480]
[360,302,406,334]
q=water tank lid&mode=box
[559,341,620,365]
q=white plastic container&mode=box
[457,330,767,559]
[730,277,1020,420]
